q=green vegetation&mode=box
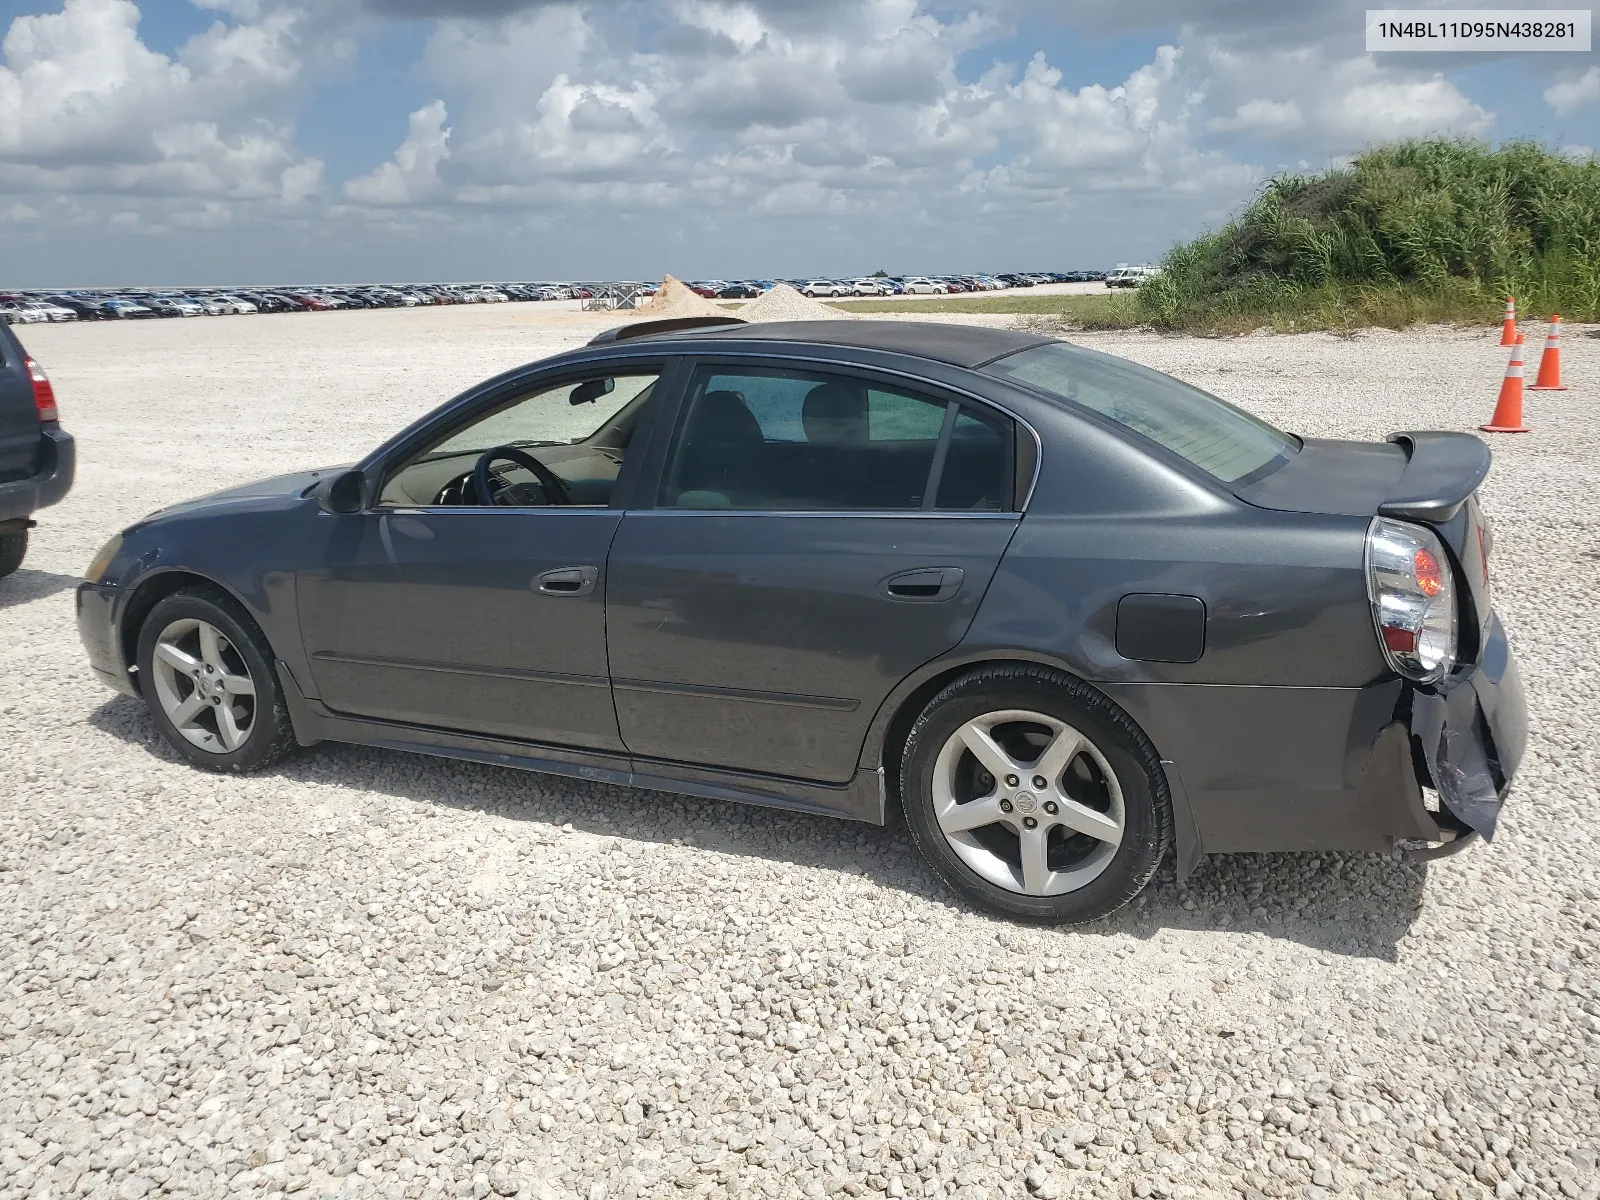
[1137,138,1600,334]
[826,140,1600,336]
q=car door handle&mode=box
[534,565,599,596]
[880,567,965,602]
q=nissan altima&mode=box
[77,318,1526,923]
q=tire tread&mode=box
[0,530,27,580]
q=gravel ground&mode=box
[2,305,1598,1200]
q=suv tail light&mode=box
[26,356,58,423]
[1365,516,1457,684]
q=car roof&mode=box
[597,319,1053,370]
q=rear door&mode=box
[605,357,1022,783]
[0,326,41,483]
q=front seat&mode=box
[671,389,766,505]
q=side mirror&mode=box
[570,377,615,406]
[310,469,366,515]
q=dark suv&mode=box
[0,324,75,578]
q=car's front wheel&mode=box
[900,665,1171,924]
[136,587,298,773]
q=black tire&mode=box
[0,529,26,580]
[135,586,298,773]
[899,664,1171,924]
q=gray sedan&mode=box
[77,318,1526,923]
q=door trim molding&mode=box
[275,665,886,824]
[620,509,1021,521]
[612,676,860,711]
[310,650,610,689]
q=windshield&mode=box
[426,374,657,459]
[982,341,1297,484]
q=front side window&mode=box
[379,370,660,508]
[659,364,1012,512]
[982,341,1296,485]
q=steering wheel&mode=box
[472,446,572,507]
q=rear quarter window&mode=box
[982,342,1296,485]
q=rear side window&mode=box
[937,408,1010,511]
[982,342,1296,484]
[660,364,1012,512]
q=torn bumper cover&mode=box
[1411,612,1527,839]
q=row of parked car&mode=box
[677,271,1105,299]
[0,281,597,324]
[0,269,1118,325]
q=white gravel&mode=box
[3,304,1599,1200]
[736,284,854,322]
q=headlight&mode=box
[83,533,124,584]
[1364,517,1457,684]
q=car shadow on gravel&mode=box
[89,695,1426,961]
[0,568,78,609]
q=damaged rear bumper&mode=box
[1409,611,1526,841]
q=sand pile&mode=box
[636,275,731,319]
[738,283,856,322]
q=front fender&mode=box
[102,504,314,693]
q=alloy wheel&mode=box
[149,618,257,753]
[931,708,1125,896]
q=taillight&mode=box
[25,356,58,422]
[1365,516,1457,684]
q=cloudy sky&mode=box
[1,0,1595,286]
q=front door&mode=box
[606,359,1022,783]
[297,366,665,750]
[300,508,624,747]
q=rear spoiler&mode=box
[588,315,747,346]
[1376,431,1491,524]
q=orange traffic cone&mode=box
[1529,315,1568,391]
[1481,335,1530,433]
[1498,296,1518,346]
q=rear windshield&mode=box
[982,342,1297,484]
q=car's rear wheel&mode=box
[135,587,297,773]
[900,665,1171,924]
[0,529,26,579]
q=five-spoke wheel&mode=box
[932,709,1125,897]
[135,586,297,772]
[149,617,257,752]
[901,665,1170,924]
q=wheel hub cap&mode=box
[931,708,1126,898]
[149,618,257,754]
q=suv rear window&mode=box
[981,342,1296,484]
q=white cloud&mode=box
[1318,71,1491,143]
[0,0,333,201]
[1208,98,1304,135]
[0,0,1547,283]
[1191,41,1491,150]
[392,0,1258,230]
[0,0,189,163]
[346,101,452,205]
[1545,66,1600,115]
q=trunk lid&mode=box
[1235,431,1495,660]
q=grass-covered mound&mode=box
[1138,138,1600,334]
